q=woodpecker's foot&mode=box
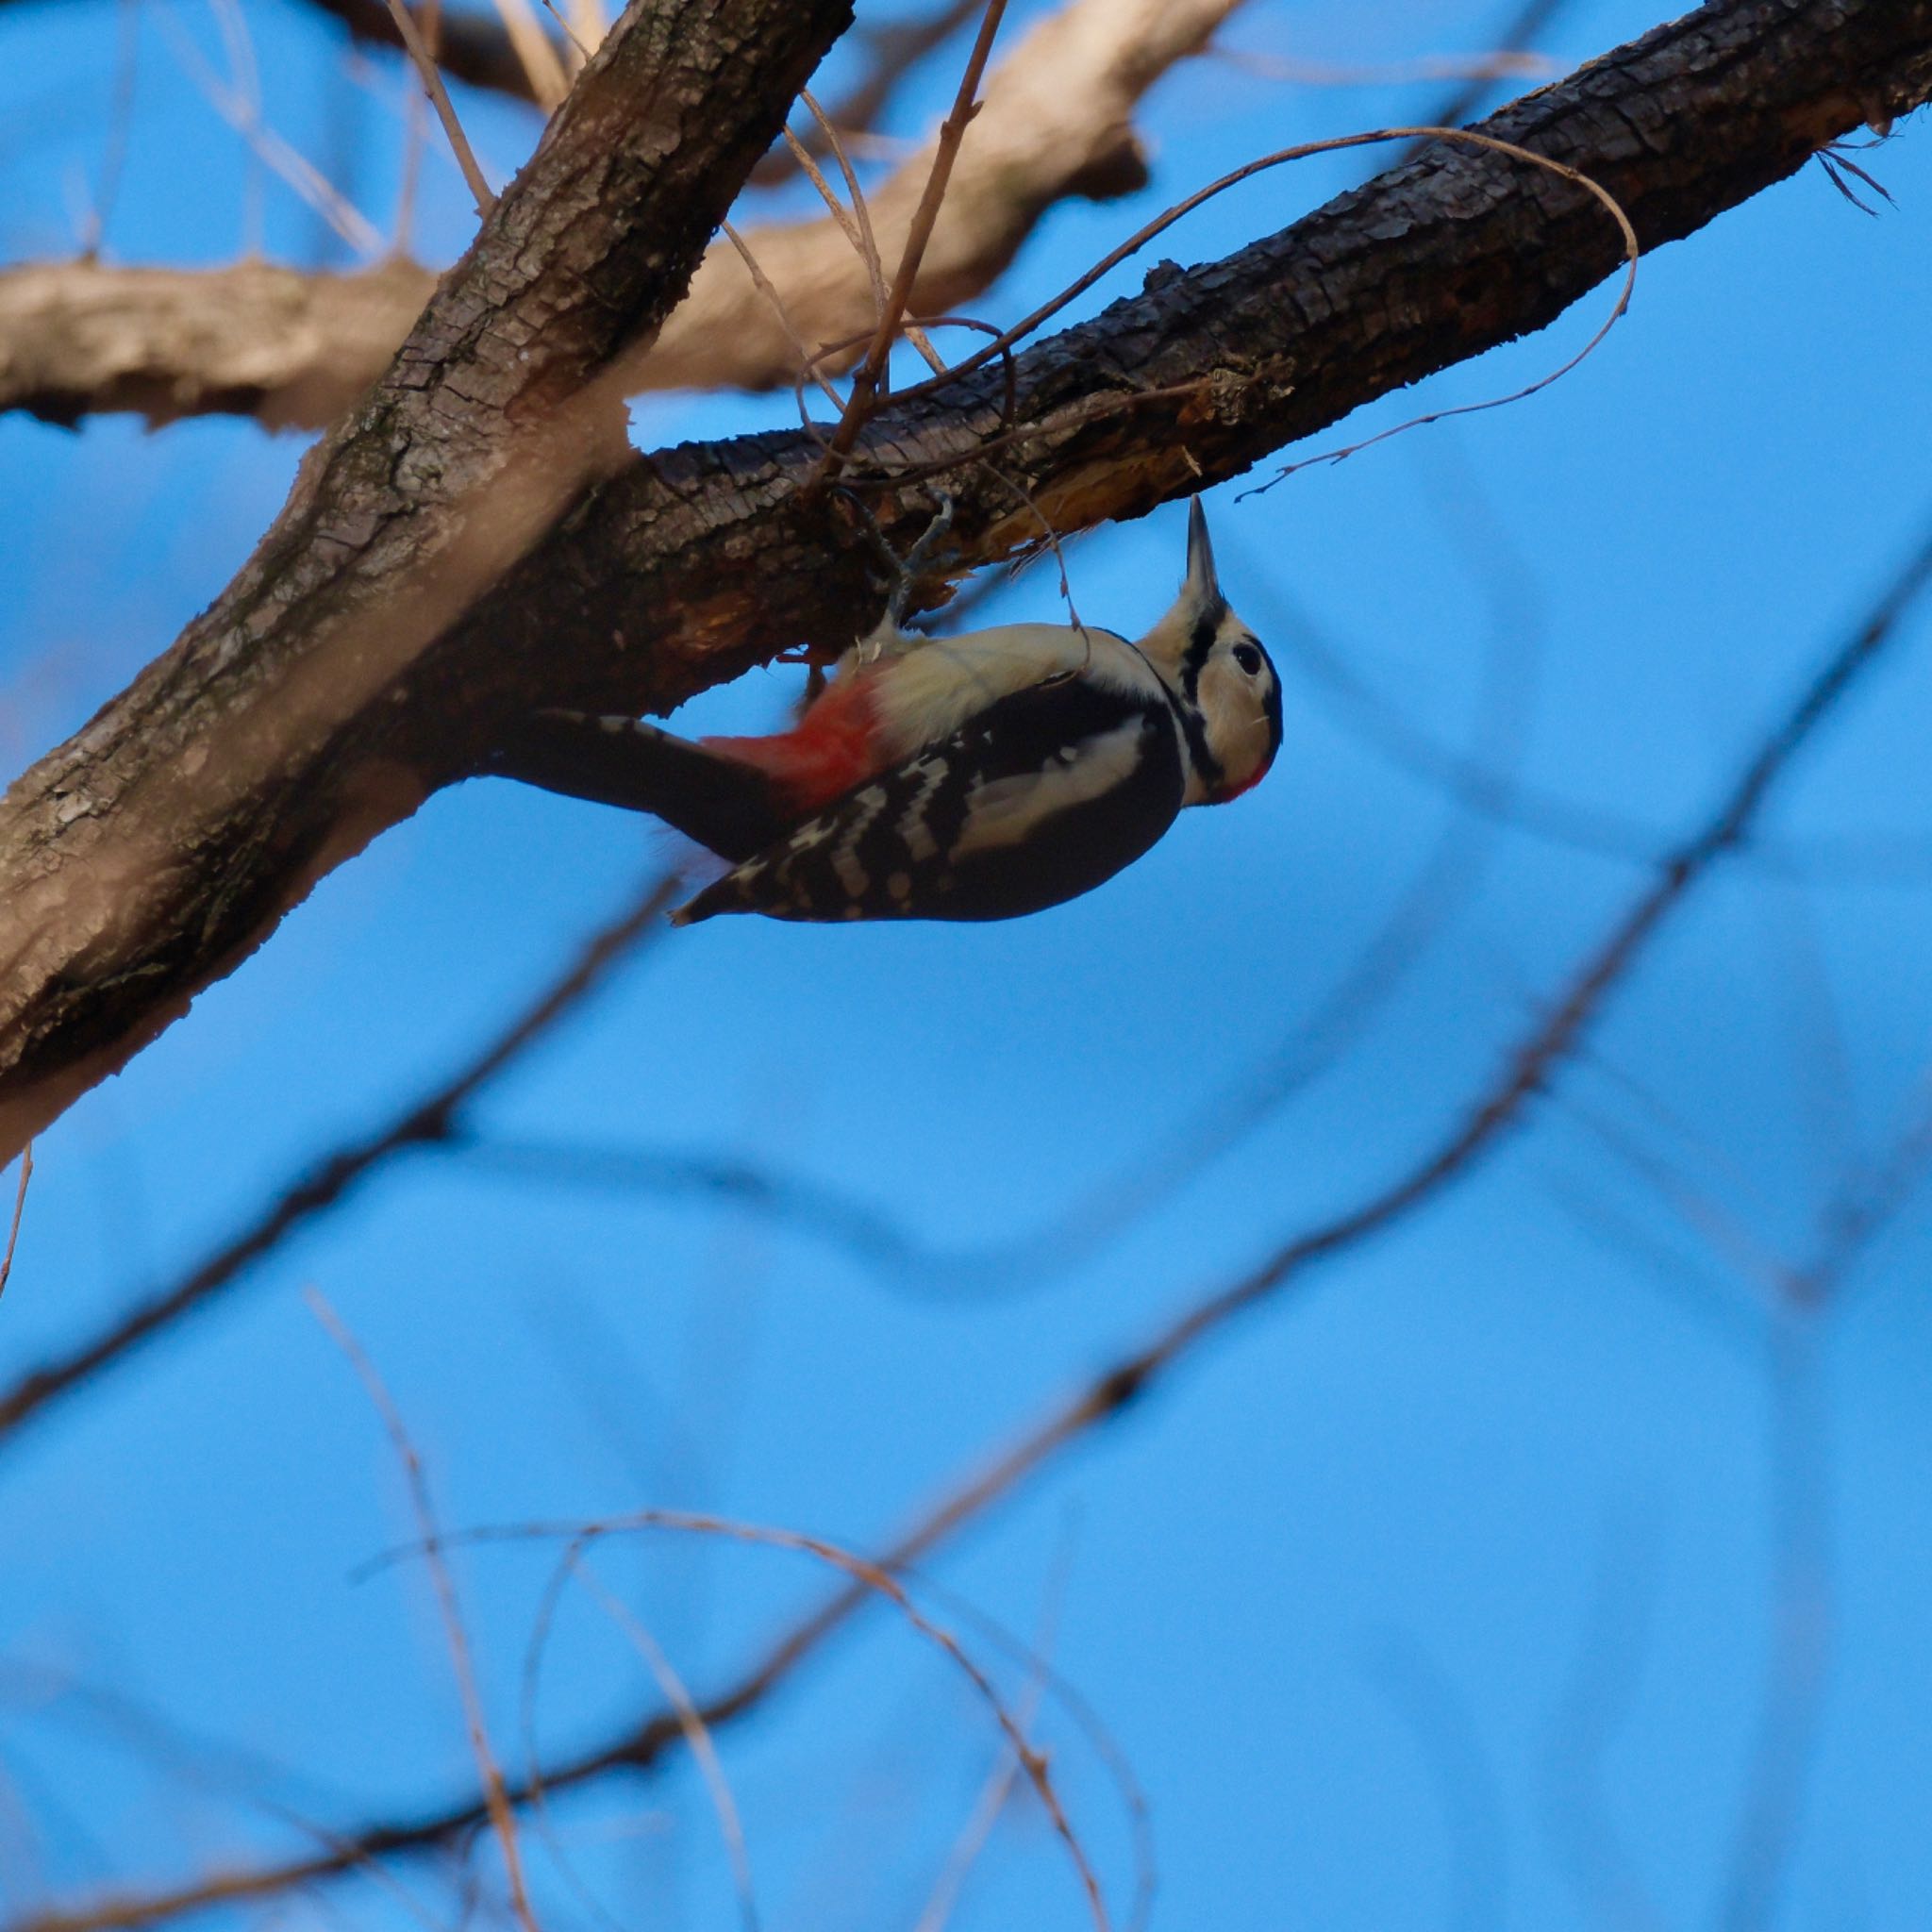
[841,490,957,648]
[889,492,956,626]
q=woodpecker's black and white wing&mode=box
[487,709,791,863]
[672,675,1187,925]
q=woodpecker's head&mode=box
[1138,499,1283,806]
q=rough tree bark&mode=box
[0,0,1927,1166]
[0,0,857,1153]
[0,0,1238,429]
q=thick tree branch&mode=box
[0,0,1234,428]
[0,260,431,430]
[1,0,1927,1163]
[0,0,855,1158]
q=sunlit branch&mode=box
[0,0,1234,427]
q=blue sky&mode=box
[3,1,1931,1927]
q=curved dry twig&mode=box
[308,1290,539,1932]
[872,122,1638,452]
[423,1507,1112,1932]
[543,1560,762,1932]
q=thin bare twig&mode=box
[822,102,1636,507]
[1540,937,1932,1932]
[9,0,1240,427]
[910,1551,1065,1932]
[1247,125,1638,480]
[489,0,570,108]
[877,123,1632,429]
[450,1131,921,1271]
[816,117,1639,497]
[0,873,681,1447]
[392,0,438,257]
[384,0,496,217]
[720,221,847,411]
[752,0,984,186]
[0,1146,29,1303]
[817,0,1009,473]
[156,3,385,256]
[780,127,877,298]
[555,0,603,66]
[798,92,887,319]
[1220,48,1556,90]
[307,1291,539,1932]
[1271,583,1659,860]
[0,1660,451,1932]
[897,1564,1159,1932]
[304,0,550,104]
[398,1507,1111,1932]
[1717,1060,1932,1928]
[78,0,142,261]
[563,1561,760,1932]
[799,90,962,382]
[1797,1068,1932,1304]
[205,0,268,253]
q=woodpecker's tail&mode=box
[487,711,793,863]
[666,873,748,927]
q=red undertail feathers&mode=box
[700,673,885,814]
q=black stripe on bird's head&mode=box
[1139,496,1228,692]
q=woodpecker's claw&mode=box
[841,491,957,645]
[889,491,956,626]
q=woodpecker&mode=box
[489,499,1282,924]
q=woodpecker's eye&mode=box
[1233,642,1264,676]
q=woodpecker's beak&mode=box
[1186,498,1220,608]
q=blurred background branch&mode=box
[26,508,1926,1932]
[0,0,1244,428]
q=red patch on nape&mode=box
[700,673,884,814]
